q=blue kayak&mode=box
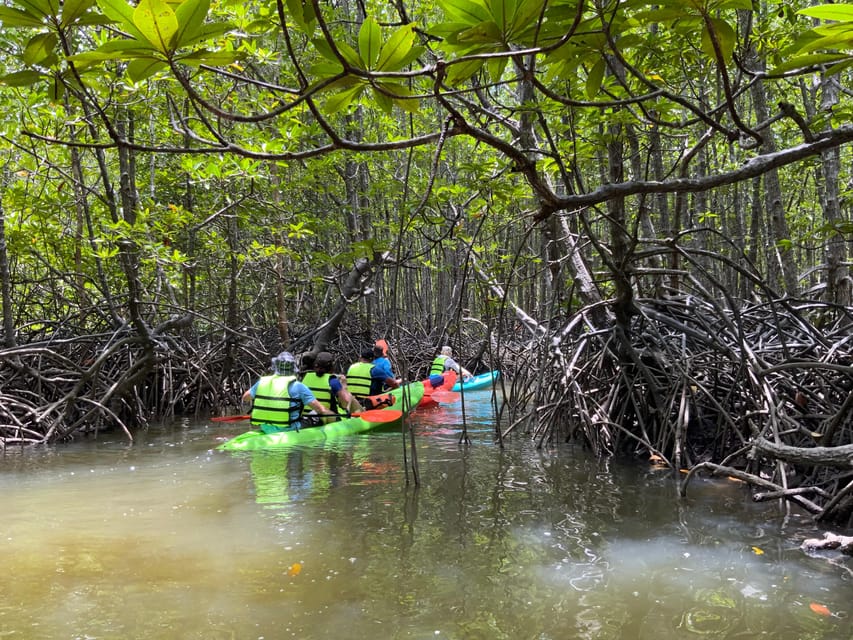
[451,370,499,392]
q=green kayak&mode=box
[217,381,424,451]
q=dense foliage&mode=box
[1,0,853,522]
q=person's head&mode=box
[271,351,298,375]
[360,347,374,361]
[300,352,315,371]
[441,345,453,357]
[314,351,335,374]
[372,345,384,359]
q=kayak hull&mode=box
[218,381,424,451]
[417,370,457,407]
[451,370,499,392]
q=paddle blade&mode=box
[210,414,251,422]
[355,409,403,423]
[431,391,461,404]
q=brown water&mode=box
[1,391,852,639]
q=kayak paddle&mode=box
[354,409,403,423]
[211,414,251,422]
[212,410,402,424]
[430,390,461,403]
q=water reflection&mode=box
[0,409,851,639]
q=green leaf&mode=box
[96,0,148,40]
[323,83,365,114]
[440,0,491,25]
[771,52,849,74]
[336,39,362,68]
[127,56,167,81]
[358,15,381,68]
[371,85,393,113]
[444,57,483,85]
[173,0,210,49]
[16,0,57,19]
[0,6,46,27]
[486,55,507,82]
[134,0,179,54]
[178,48,242,66]
[22,32,58,66]
[586,57,605,99]
[0,69,45,86]
[798,5,853,22]
[285,0,315,32]
[376,23,416,71]
[60,0,95,27]
[701,17,735,62]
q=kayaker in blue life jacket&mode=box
[370,344,401,395]
[301,350,362,418]
[429,345,472,380]
[242,351,334,431]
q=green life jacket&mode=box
[250,375,302,428]
[300,371,341,415]
[429,355,447,375]
[346,361,374,398]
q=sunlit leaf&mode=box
[173,0,210,50]
[358,15,381,68]
[440,0,491,25]
[323,83,365,114]
[134,0,179,54]
[798,5,853,22]
[376,23,416,71]
[771,52,849,74]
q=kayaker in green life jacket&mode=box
[301,351,363,420]
[345,347,396,410]
[242,351,334,431]
[429,346,472,380]
[345,348,376,400]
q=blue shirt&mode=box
[248,378,317,427]
[370,357,396,394]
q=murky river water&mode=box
[2,390,852,639]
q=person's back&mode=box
[302,351,361,417]
[243,351,332,431]
[346,348,375,400]
[370,345,401,395]
[430,345,472,379]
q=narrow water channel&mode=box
[1,391,851,639]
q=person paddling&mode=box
[346,348,376,404]
[430,345,472,380]
[301,351,362,420]
[370,343,401,395]
[242,351,334,432]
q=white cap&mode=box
[441,346,453,356]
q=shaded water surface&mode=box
[2,390,852,639]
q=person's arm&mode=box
[242,381,258,403]
[307,399,336,415]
